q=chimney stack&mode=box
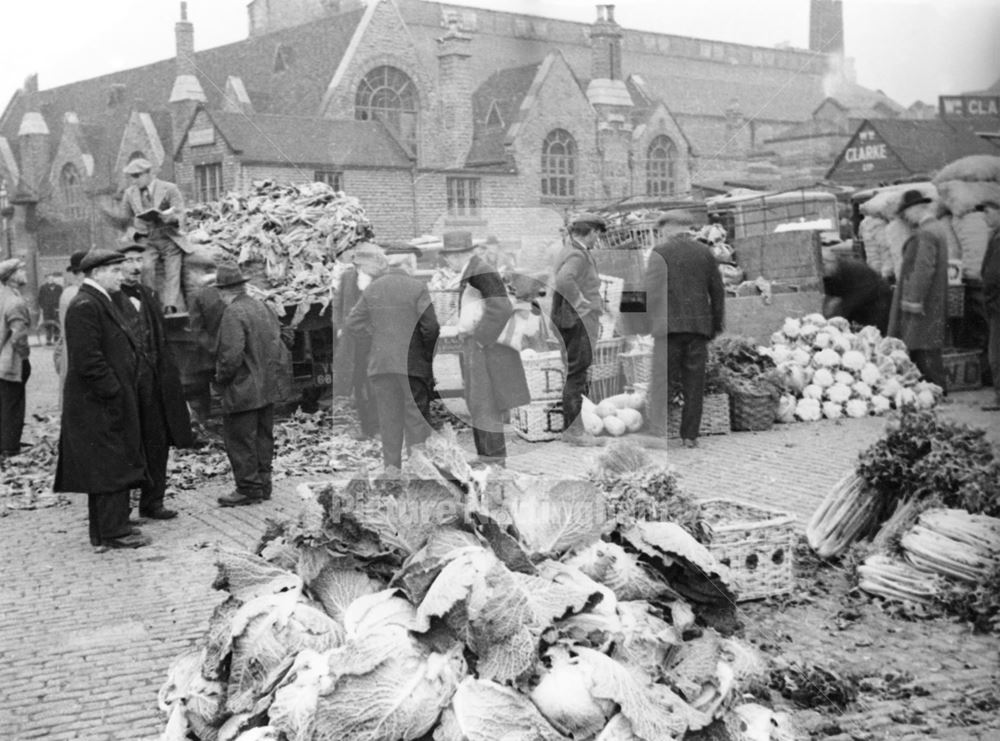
[436,18,473,168]
[170,2,205,157]
[809,0,844,55]
[590,5,622,81]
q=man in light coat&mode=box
[347,245,439,470]
[977,199,1000,411]
[645,210,725,448]
[0,259,31,461]
[443,230,529,465]
[213,265,285,507]
[887,190,949,392]
[54,249,150,549]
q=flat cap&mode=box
[441,231,474,253]
[0,258,24,282]
[67,250,88,273]
[568,212,608,232]
[80,249,126,273]
[123,158,153,175]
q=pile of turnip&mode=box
[579,391,646,437]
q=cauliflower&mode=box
[895,387,917,408]
[814,348,841,368]
[826,383,852,404]
[832,335,853,355]
[812,368,835,388]
[795,398,822,422]
[777,362,807,394]
[799,323,820,342]
[776,394,797,424]
[834,370,855,387]
[770,330,786,346]
[871,395,892,414]
[802,313,827,327]
[841,350,867,372]
[826,316,851,333]
[879,377,902,398]
[791,348,812,367]
[860,363,881,386]
[802,384,824,400]
[813,332,832,350]
[845,399,869,418]
[915,389,936,409]
[770,344,792,365]
[852,381,873,399]
[782,317,801,339]
[822,401,843,419]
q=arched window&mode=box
[355,66,418,155]
[60,163,85,220]
[646,135,678,197]
[541,129,576,199]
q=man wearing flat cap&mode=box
[887,189,949,391]
[55,249,151,549]
[978,199,1000,410]
[442,230,529,464]
[0,258,31,461]
[113,241,193,520]
[552,213,607,445]
[645,209,725,448]
[347,244,439,470]
[102,157,190,314]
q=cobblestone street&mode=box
[1,345,998,739]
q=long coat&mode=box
[331,266,369,396]
[215,293,285,414]
[646,235,726,339]
[0,284,31,382]
[113,282,193,447]
[54,283,147,494]
[887,218,949,350]
[459,255,530,412]
[346,267,439,380]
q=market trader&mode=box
[113,241,193,520]
[54,249,150,549]
[0,259,32,461]
[821,247,892,335]
[552,213,607,446]
[977,199,1000,411]
[887,189,949,391]
[645,210,726,448]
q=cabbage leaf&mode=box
[434,677,567,741]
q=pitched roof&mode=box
[193,109,411,168]
[467,62,540,167]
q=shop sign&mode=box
[828,125,907,182]
[939,95,1000,118]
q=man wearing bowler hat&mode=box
[103,157,190,314]
[0,258,31,461]
[213,264,285,506]
[442,230,529,465]
[552,213,607,446]
[55,249,151,549]
[887,189,949,391]
[113,240,193,520]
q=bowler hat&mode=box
[897,189,932,215]
[215,263,249,289]
[79,249,126,273]
[441,231,474,253]
[0,258,23,282]
[568,212,608,232]
[67,250,88,273]
[123,158,152,175]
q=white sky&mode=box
[1,0,997,111]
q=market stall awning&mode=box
[826,118,1000,187]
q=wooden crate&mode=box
[943,348,983,391]
[513,401,564,442]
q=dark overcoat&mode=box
[215,293,285,414]
[54,283,147,493]
[646,234,726,339]
[459,255,530,412]
[114,283,193,447]
[331,267,369,396]
[346,267,439,380]
[887,219,949,350]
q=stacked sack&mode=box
[933,155,1000,280]
[761,313,943,422]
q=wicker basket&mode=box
[667,393,731,438]
[604,219,660,251]
[621,348,653,387]
[947,284,965,318]
[513,401,564,442]
[586,336,624,403]
[521,350,565,400]
[430,289,461,326]
[729,389,777,432]
[699,498,796,601]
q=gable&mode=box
[506,52,591,148]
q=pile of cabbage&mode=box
[761,314,943,423]
[157,431,793,741]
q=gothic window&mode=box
[646,135,677,197]
[194,163,223,203]
[540,129,576,199]
[60,163,85,220]
[355,66,418,155]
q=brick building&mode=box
[0,0,884,297]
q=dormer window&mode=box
[485,100,504,128]
[274,44,294,72]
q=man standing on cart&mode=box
[552,214,606,446]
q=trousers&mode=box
[370,374,433,469]
[558,315,598,431]
[649,333,708,440]
[909,349,947,393]
[222,404,274,497]
[142,236,185,313]
[0,359,30,455]
[136,363,169,512]
[87,490,131,546]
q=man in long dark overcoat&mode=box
[442,230,529,465]
[54,249,150,549]
[887,189,949,391]
[113,242,193,520]
[347,245,439,470]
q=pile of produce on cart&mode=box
[805,409,1000,633]
[186,180,373,317]
[156,432,801,740]
[933,154,1000,280]
[760,313,943,422]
